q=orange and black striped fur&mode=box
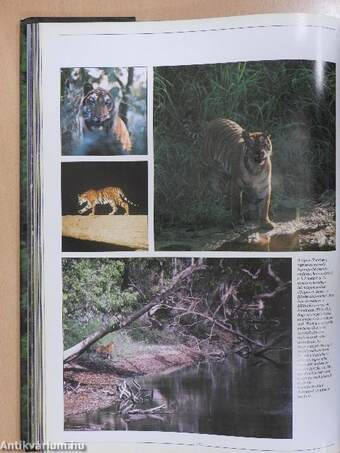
[95,342,114,358]
[79,83,132,155]
[204,118,274,229]
[78,187,137,216]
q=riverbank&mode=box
[155,196,335,252]
[64,344,204,416]
[64,348,292,438]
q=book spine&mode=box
[20,21,40,448]
[20,20,30,444]
[20,17,136,447]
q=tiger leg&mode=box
[89,202,96,215]
[109,202,118,215]
[259,192,275,229]
[231,181,244,226]
[121,202,129,215]
[114,117,132,154]
[78,206,88,214]
[79,202,91,215]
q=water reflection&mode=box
[65,353,292,438]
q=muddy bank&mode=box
[156,197,335,252]
[109,344,203,376]
[64,345,204,416]
[64,371,120,417]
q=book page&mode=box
[38,13,339,452]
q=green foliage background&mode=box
[63,258,291,350]
[154,61,335,229]
[63,258,194,348]
[63,259,138,348]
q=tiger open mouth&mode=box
[254,155,267,165]
[89,116,111,126]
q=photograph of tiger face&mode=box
[61,162,148,252]
[61,67,147,155]
[154,60,335,252]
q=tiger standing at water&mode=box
[203,118,275,229]
[78,186,138,216]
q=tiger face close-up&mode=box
[78,186,138,216]
[204,118,274,229]
[79,83,132,155]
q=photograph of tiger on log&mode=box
[61,67,147,155]
[61,162,148,252]
[154,61,335,252]
[63,257,292,438]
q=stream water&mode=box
[65,353,292,438]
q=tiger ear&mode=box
[83,83,93,96]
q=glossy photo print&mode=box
[61,162,148,252]
[63,257,292,438]
[153,60,335,252]
[61,67,147,156]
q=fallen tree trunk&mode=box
[62,215,148,250]
[129,404,166,415]
[63,262,206,364]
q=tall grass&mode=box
[154,61,335,229]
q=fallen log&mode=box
[128,404,166,414]
[62,215,148,250]
[64,263,207,363]
[63,363,89,372]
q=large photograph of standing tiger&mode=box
[154,60,335,252]
[61,67,147,155]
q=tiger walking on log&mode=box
[203,118,275,229]
[78,186,138,216]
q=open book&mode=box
[20,13,339,453]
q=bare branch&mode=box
[163,305,264,348]
[64,262,206,363]
[241,268,261,279]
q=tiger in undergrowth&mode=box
[203,118,275,229]
[78,83,132,155]
[78,186,138,216]
[95,342,114,359]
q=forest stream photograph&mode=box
[63,257,292,438]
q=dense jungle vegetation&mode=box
[63,258,291,361]
[154,61,335,229]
